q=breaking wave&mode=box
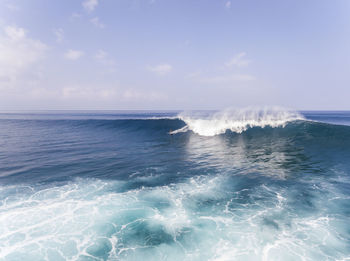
[170,107,305,136]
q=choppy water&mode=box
[0,109,349,261]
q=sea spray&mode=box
[171,107,304,136]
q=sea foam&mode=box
[1,173,347,260]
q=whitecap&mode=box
[172,107,304,136]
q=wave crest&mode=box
[171,107,304,136]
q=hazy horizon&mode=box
[3,108,349,113]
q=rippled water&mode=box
[0,110,349,260]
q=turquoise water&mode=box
[0,109,349,260]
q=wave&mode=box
[2,110,349,139]
[170,107,305,136]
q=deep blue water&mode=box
[0,109,349,260]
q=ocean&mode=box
[0,108,349,261]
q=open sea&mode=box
[0,108,349,261]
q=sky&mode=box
[0,0,349,110]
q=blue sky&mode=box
[0,0,349,110]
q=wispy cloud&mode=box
[82,0,99,12]
[6,3,19,11]
[90,17,105,28]
[61,85,167,103]
[225,1,231,9]
[53,28,64,43]
[123,89,167,102]
[198,73,255,84]
[188,52,254,85]
[64,49,84,60]
[147,64,172,75]
[71,12,82,20]
[225,52,251,68]
[62,85,117,100]
[4,26,26,40]
[0,25,47,84]
[95,49,107,60]
[95,49,116,71]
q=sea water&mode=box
[0,108,349,260]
